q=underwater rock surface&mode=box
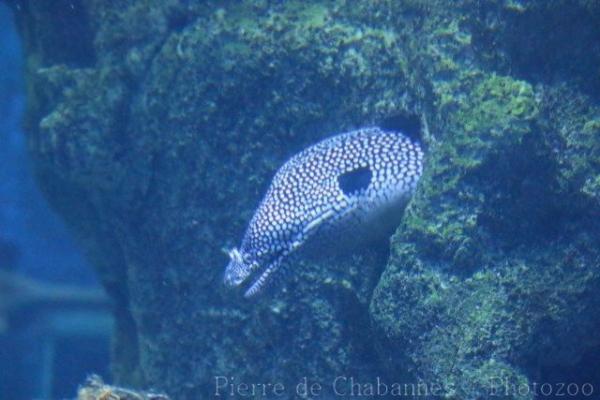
[9,0,600,399]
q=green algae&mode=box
[456,75,537,134]
[368,2,600,398]
[392,74,540,268]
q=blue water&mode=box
[0,4,110,399]
[0,5,96,285]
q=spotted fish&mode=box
[224,126,424,297]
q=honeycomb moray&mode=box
[224,126,424,298]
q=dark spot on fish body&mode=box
[338,166,372,196]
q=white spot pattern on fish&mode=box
[224,127,424,297]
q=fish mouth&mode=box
[243,261,281,298]
[242,243,296,298]
[223,248,283,298]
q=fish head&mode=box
[224,245,286,298]
[223,247,256,287]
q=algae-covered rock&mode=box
[8,0,600,399]
[369,1,600,398]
